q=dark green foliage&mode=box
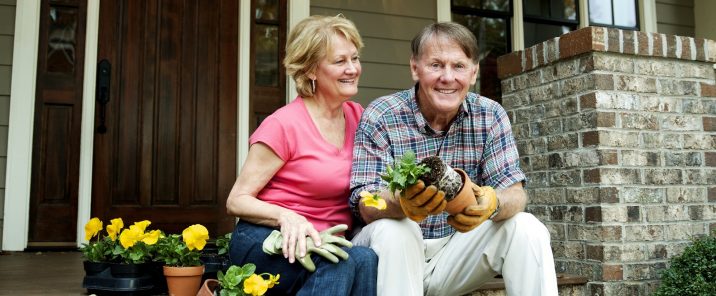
[380,151,430,196]
[218,264,256,296]
[654,231,716,296]
[216,232,232,256]
[154,234,202,267]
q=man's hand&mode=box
[447,185,498,232]
[399,180,447,222]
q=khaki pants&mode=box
[351,213,558,296]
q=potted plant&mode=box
[367,151,478,216]
[79,217,117,275]
[198,263,279,296]
[111,220,162,277]
[155,224,209,296]
[201,232,233,282]
[81,217,164,295]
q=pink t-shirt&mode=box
[250,97,364,231]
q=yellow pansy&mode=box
[133,220,151,232]
[106,218,124,241]
[267,274,280,288]
[182,224,209,251]
[360,191,387,210]
[119,226,143,249]
[141,229,162,245]
[243,274,269,296]
[84,217,103,241]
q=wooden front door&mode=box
[92,0,238,235]
[28,0,87,246]
[249,0,287,133]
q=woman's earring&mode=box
[311,79,316,93]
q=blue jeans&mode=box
[229,221,378,296]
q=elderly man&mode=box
[349,22,558,296]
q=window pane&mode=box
[254,24,279,86]
[523,0,576,20]
[482,0,509,11]
[452,13,508,100]
[588,0,613,25]
[453,0,478,9]
[523,0,550,16]
[614,1,637,27]
[46,6,78,74]
[554,0,577,20]
[255,0,279,21]
[452,0,509,12]
[524,22,574,47]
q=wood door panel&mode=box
[93,0,237,236]
[29,0,86,244]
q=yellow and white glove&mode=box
[399,180,447,222]
[447,185,498,232]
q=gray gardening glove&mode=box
[316,224,353,261]
[261,224,353,272]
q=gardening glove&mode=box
[262,225,353,272]
[300,225,352,264]
[447,185,498,232]
[400,180,447,222]
[263,230,318,272]
[317,224,353,259]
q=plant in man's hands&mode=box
[218,264,280,296]
[380,150,431,196]
[155,224,209,267]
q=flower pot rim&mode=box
[163,265,205,276]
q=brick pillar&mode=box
[497,27,716,295]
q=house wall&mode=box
[498,27,716,295]
[310,0,435,106]
[655,0,694,37]
[694,0,716,40]
[0,0,16,248]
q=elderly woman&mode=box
[226,15,377,296]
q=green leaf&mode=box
[380,150,430,195]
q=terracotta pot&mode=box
[444,169,478,215]
[163,265,205,296]
[196,279,220,296]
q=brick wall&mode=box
[497,27,716,295]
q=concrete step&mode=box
[466,273,588,296]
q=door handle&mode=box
[96,59,111,133]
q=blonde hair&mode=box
[284,15,364,98]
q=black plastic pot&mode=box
[82,262,166,295]
[200,255,230,282]
[84,261,109,276]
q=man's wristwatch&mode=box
[488,198,501,220]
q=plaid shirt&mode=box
[349,86,526,239]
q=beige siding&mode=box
[694,0,716,40]
[0,0,14,246]
[311,0,436,106]
[656,0,695,37]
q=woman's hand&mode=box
[277,211,322,263]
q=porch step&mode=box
[466,273,588,296]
